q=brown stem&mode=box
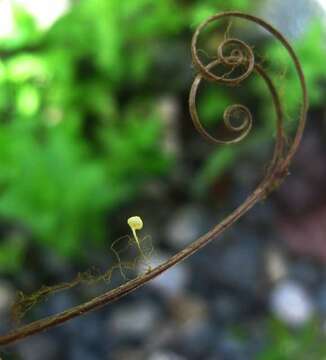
[0,11,308,346]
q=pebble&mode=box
[265,244,288,283]
[289,261,319,288]
[270,280,314,326]
[108,301,160,339]
[213,292,245,323]
[0,280,14,316]
[165,205,213,250]
[147,350,186,360]
[315,284,326,316]
[17,334,59,360]
[176,320,217,359]
[213,333,250,360]
[214,236,263,293]
[168,295,208,325]
[69,343,99,360]
[138,252,190,298]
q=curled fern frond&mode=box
[0,11,308,346]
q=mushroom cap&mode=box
[127,216,143,230]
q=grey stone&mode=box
[290,261,319,288]
[64,312,102,345]
[165,205,213,249]
[213,333,250,360]
[214,236,263,293]
[177,320,217,358]
[139,252,190,298]
[108,302,160,338]
[17,334,59,360]
[265,244,288,283]
[315,285,326,315]
[270,280,314,326]
[213,293,245,323]
[147,351,186,360]
[70,343,99,360]
[0,280,14,316]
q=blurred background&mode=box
[0,0,326,359]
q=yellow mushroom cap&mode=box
[127,216,143,230]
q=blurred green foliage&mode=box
[258,319,326,360]
[0,0,325,271]
[0,0,183,266]
[0,0,256,270]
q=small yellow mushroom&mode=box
[127,216,143,231]
[127,216,143,249]
[127,216,151,269]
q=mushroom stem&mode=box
[130,224,151,268]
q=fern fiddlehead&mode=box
[0,11,308,346]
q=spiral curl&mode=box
[189,12,307,153]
